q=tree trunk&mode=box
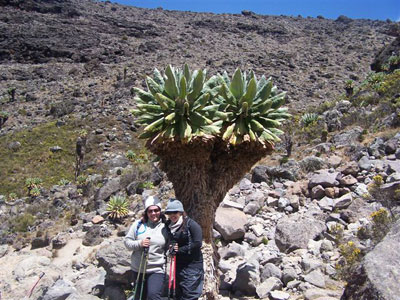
[147,136,273,298]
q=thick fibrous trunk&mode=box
[147,136,273,298]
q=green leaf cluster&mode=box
[132,65,290,145]
[107,195,129,220]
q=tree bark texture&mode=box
[147,136,273,299]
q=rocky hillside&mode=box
[0,0,400,299]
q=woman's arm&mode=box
[124,221,142,251]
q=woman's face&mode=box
[166,211,182,223]
[146,205,161,223]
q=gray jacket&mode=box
[124,219,168,274]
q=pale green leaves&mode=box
[132,65,291,145]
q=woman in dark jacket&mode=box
[165,198,204,300]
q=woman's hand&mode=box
[169,243,179,255]
[141,237,151,248]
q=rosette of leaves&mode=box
[25,177,43,196]
[131,64,222,143]
[216,69,290,145]
[107,195,129,220]
[301,112,319,127]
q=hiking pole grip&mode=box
[144,237,151,253]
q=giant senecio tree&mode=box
[130,65,290,298]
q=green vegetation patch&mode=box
[0,121,79,196]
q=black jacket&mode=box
[167,217,203,270]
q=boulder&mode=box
[95,239,132,284]
[341,219,400,299]
[41,279,77,300]
[275,215,326,253]
[251,165,269,183]
[94,177,121,202]
[308,170,340,188]
[232,261,260,296]
[214,207,247,241]
[256,277,283,298]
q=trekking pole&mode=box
[28,272,45,298]
[139,237,151,300]
[172,255,177,299]
[129,250,145,300]
[167,254,174,300]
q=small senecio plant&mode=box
[107,195,129,221]
[131,64,290,146]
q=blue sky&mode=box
[109,0,400,21]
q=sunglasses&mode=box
[147,208,161,213]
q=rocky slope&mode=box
[0,0,397,134]
[0,0,399,299]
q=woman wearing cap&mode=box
[124,195,168,300]
[165,198,204,300]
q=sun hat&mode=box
[144,195,161,211]
[165,198,184,213]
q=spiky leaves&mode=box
[216,68,290,146]
[132,65,290,146]
[132,64,221,143]
[107,195,129,221]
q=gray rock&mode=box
[260,263,282,281]
[368,137,386,158]
[387,160,400,173]
[308,170,340,188]
[318,196,334,211]
[252,165,269,183]
[269,291,290,300]
[243,201,261,216]
[339,175,358,186]
[303,270,326,288]
[94,177,121,202]
[66,294,101,300]
[342,218,400,299]
[354,183,369,197]
[221,198,245,210]
[331,127,362,147]
[95,239,132,284]
[239,178,253,190]
[214,207,247,241]
[282,266,299,285]
[387,172,400,183]
[232,261,260,296]
[268,160,301,181]
[256,277,283,298]
[219,241,246,259]
[301,257,323,273]
[278,197,290,209]
[41,279,77,300]
[358,155,372,171]
[275,214,326,253]
[333,193,353,209]
[82,225,111,246]
[304,288,341,300]
[0,244,8,258]
[339,161,360,176]
[326,155,342,168]
[311,185,325,199]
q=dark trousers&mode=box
[131,272,165,300]
[175,267,204,300]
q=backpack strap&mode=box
[135,220,147,236]
[186,217,192,255]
